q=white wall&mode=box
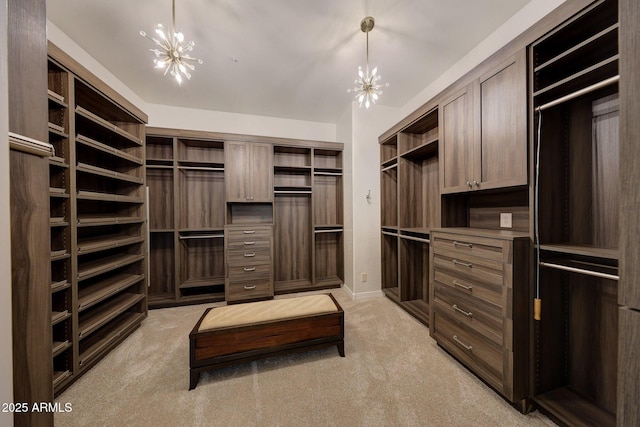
[399,0,566,121]
[47,21,336,143]
[146,103,335,142]
[349,103,399,298]
[1,0,14,423]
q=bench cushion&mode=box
[198,294,339,332]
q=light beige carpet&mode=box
[55,289,556,426]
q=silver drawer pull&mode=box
[453,335,473,351]
[244,253,256,257]
[452,259,473,268]
[453,241,472,248]
[243,285,256,290]
[243,230,256,234]
[243,267,256,272]
[453,280,472,291]
[244,241,255,245]
[452,304,473,317]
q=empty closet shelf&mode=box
[77,190,143,204]
[77,253,144,281]
[52,340,72,357]
[52,310,71,325]
[78,293,144,339]
[53,371,71,389]
[77,234,143,254]
[179,278,225,289]
[538,243,618,260]
[77,215,144,227]
[76,134,143,165]
[78,273,145,311]
[47,89,65,104]
[76,162,143,184]
[75,106,143,145]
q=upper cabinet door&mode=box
[476,49,527,190]
[225,141,273,202]
[440,84,475,194]
[249,143,273,202]
[225,141,251,201]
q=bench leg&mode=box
[189,370,200,390]
[337,341,345,357]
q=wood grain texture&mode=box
[478,50,527,190]
[148,233,175,297]
[380,167,398,227]
[225,141,251,201]
[10,150,54,427]
[619,0,640,309]
[274,147,311,167]
[315,233,343,282]
[399,238,428,302]
[180,238,225,284]
[179,170,225,229]
[313,175,342,226]
[618,0,640,422]
[178,139,223,163]
[274,195,311,283]
[382,234,399,289]
[147,169,174,229]
[250,143,274,202]
[440,85,473,193]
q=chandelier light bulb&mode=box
[140,0,202,85]
[347,16,389,109]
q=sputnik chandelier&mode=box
[140,0,203,85]
[348,16,389,109]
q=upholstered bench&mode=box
[189,293,345,389]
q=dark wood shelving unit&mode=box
[45,43,148,398]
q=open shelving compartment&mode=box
[396,107,439,325]
[380,133,399,300]
[312,148,344,289]
[273,149,313,292]
[531,1,619,424]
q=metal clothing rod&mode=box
[381,231,398,237]
[381,163,397,172]
[399,235,430,244]
[179,234,224,240]
[314,228,343,234]
[274,191,312,194]
[314,172,342,176]
[539,261,619,281]
[537,75,619,111]
[177,166,224,171]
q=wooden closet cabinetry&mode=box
[225,141,273,202]
[430,229,530,407]
[440,50,527,194]
[225,225,274,302]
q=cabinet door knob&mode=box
[466,181,472,187]
[473,180,479,186]
[250,196,254,200]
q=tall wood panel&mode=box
[618,0,640,425]
[8,0,52,425]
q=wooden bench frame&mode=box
[189,293,345,390]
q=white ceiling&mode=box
[46,0,532,124]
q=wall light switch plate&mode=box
[500,213,513,228]
[361,273,367,282]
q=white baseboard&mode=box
[341,285,384,300]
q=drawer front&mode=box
[227,279,273,301]
[227,249,271,266]
[432,233,507,262]
[227,227,272,242]
[432,310,504,393]
[432,281,503,346]
[227,238,271,251]
[228,263,271,281]
[433,268,503,308]
[432,250,504,288]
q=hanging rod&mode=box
[381,231,398,237]
[381,163,397,172]
[179,234,224,240]
[537,75,619,111]
[399,235,430,244]
[314,228,343,234]
[177,166,224,171]
[539,261,619,281]
[274,191,312,195]
[314,171,343,176]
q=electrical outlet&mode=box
[361,273,367,282]
[500,213,513,228]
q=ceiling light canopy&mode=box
[348,16,389,109]
[140,0,203,85]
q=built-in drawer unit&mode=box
[225,225,274,303]
[429,228,530,409]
